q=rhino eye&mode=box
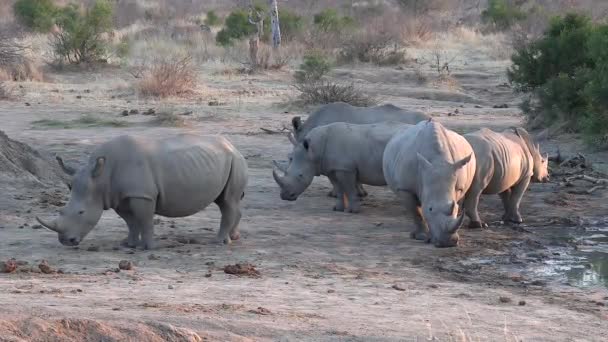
[78,210,84,215]
[429,207,433,212]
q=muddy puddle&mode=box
[462,219,608,290]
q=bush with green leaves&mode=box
[13,0,59,32]
[482,0,526,30]
[204,10,221,27]
[313,9,354,34]
[216,9,258,46]
[52,0,114,64]
[294,52,331,84]
[216,7,303,46]
[509,13,608,146]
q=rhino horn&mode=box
[272,160,288,172]
[36,216,63,233]
[56,156,76,176]
[287,132,297,146]
[272,167,287,188]
[448,212,466,234]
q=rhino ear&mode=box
[91,157,105,178]
[417,153,432,170]
[292,116,302,131]
[453,154,472,170]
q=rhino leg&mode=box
[463,188,488,229]
[327,185,338,198]
[115,203,141,248]
[356,183,368,197]
[127,198,157,250]
[334,171,361,213]
[214,198,241,244]
[329,175,346,212]
[398,191,428,240]
[501,178,530,224]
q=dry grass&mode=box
[137,54,196,98]
[0,82,13,100]
[149,111,190,127]
[294,81,379,107]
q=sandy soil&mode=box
[1,54,607,341]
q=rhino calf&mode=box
[463,127,549,228]
[273,122,411,213]
[277,102,430,198]
[37,134,248,249]
[383,120,476,247]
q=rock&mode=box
[38,260,54,274]
[392,284,406,291]
[518,300,526,306]
[493,104,509,108]
[475,105,483,108]
[129,109,139,114]
[76,95,82,99]
[118,260,134,270]
[224,263,260,277]
[143,108,156,115]
[499,296,512,303]
[249,306,272,315]
[204,273,212,278]
[121,110,129,116]
[32,224,43,229]
[327,289,335,293]
[148,254,160,260]
[25,102,30,106]
[87,246,100,252]
[1,259,17,273]
[531,280,546,286]
[168,284,174,289]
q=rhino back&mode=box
[467,129,532,194]
[299,102,428,140]
[97,135,235,217]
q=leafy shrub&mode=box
[216,9,257,46]
[204,10,221,27]
[138,54,196,98]
[338,30,404,65]
[294,52,331,84]
[13,0,58,32]
[52,0,114,64]
[509,13,608,146]
[482,0,526,30]
[313,9,354,33]
[274,9,303,42]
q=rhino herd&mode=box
[36,102,549,249]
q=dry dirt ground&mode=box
[1,54,608,341]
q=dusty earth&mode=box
[1,53,608,341]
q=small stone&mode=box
[531,280,546,286]
[249,306,272,315]
[392,284,406,291]
[76,95,82,99]
[129,109,139,114]
[32,224,43,229]
[429,284,439,289]
[118,260,134,270]
[499,296,512,303]
[327,289,335,293]
[168,284,174,289]
[148,254,160,260]
[25,102,30,106]
[518,300,526,306]
[38,260,54,274]
[121,110,129,116]
[87,246,100,252]
[204,273,212,278]
[1,259,17,273]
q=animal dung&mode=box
[1,259,17,273]
[223,263,260,277]
[38,260,55,274]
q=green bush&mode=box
[482,0,526,30]
[216,9,257,46]
[52,0,114,64]
[274,9,303,42]
[294,52,332,84]
[509,13,608,146]
[204,10,221,27]
[313,9,355,34]
[13,0,59,32]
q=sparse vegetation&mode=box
[13,0,58,32]
[137,54,197,98]
[482,0,526,30]
[294,52,331,84]
[51,0,114,64]
[150,110,189,127]
[32,115,129,129]
[0,30,43,82]
[338,29,405,65]
[0,82,12,100]
[204,10,221,27]
[509,13,608,146]
[216,9,258,47]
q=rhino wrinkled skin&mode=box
[37,134,248,249]
[277,102,430,198]
[383,120,476,248]
[273,122,412,213]
[463,127,549,228]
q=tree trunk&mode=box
[269,0,281,48]
[249,36,259,67]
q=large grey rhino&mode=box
[273,122,411,213]
[277,102,430,197]
[463,127,549,228]
[36,134,248,249]
[383,120,476,248]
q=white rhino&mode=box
[273,122,411,213]
[277,102,430,198]
[463,127,549,228]
[383,120,476,248]
[37,134,248,249]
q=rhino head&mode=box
[37,156,107,246]
[417,153,472,248]
[272,139,317,201]
[531,143,549,183]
